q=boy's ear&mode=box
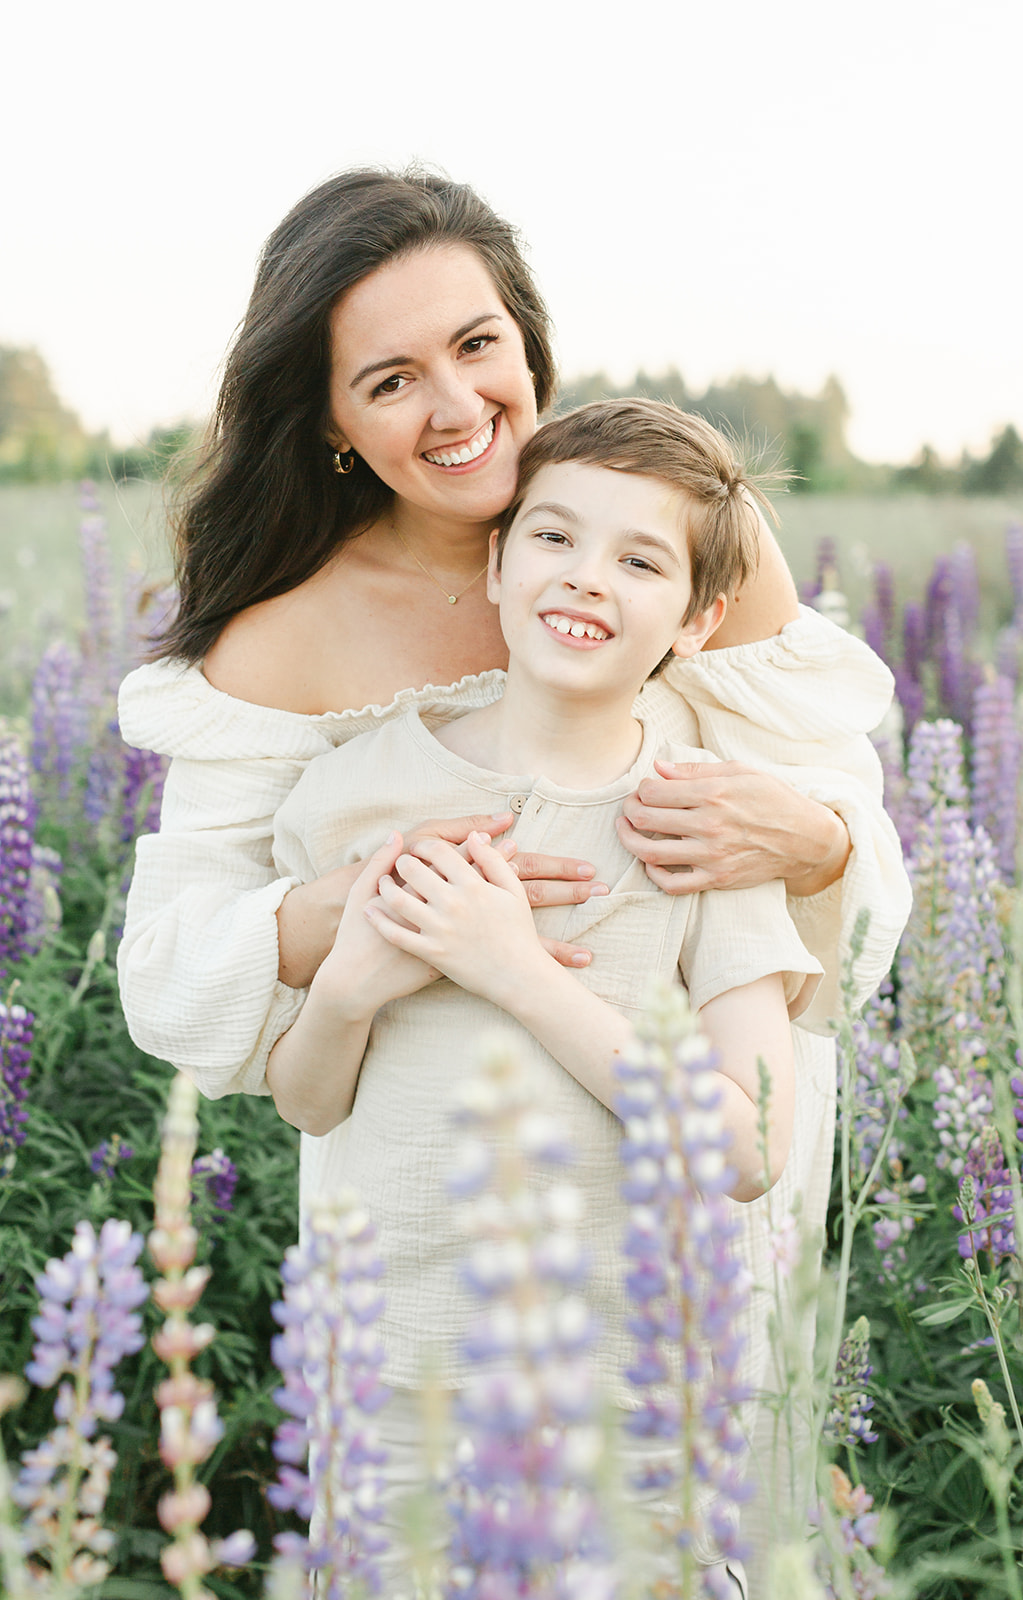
[485,529,502,604]
[671,594,727,660]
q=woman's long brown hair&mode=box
[158,168,556,664]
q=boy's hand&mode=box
[312,834,439,1018]
[365,833,552,1007]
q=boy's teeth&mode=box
[544,613,609,640]
[425,418,494,467]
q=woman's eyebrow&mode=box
[349,313,506,389]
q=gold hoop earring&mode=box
[332,449,355,475]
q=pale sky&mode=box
[3,0,1019,464]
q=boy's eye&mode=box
[623,555,659,573]
[535,529,569,544]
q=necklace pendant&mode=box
[448,594,457,604]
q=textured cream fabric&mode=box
[116,604,911,1595]
[117,607,908,1097]
[271,704,822,1396]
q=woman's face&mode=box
[326,244,538,527]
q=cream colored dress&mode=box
[117,606,912,1592]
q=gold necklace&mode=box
[392,526,489,605]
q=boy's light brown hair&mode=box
[497,398,778,623]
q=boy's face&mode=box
[488,462,725,703]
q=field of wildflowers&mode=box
[1,487,1021,1598]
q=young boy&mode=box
[267,400,822,1592]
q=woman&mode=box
[118,167,910,1591]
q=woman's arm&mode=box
[367,835,798,1201]
[266,837,438,1135]
[703,508,800,649]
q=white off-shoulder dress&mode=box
[117,606,911,1589]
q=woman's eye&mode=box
[460,333,497,356]
[372,373,409,397]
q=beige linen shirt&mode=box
[271,702,823,1395]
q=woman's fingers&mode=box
[406,810,514,847]
[346,832,406,909]
[539,936,593,969]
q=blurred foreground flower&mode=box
[10,1219,148,1591]
[811,1465,890,1599]
[150,1073,254,1596]
[268,1191,390,1598]
[445,1035,616,1600]
[615,986,752,1592]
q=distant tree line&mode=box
[1,343,1021,496]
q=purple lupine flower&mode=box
[11,1218,148,1589]
[896,599,927,733]
[902,599,927,683]
[870,1167,927,1284]
[616,989,752,1583]
[993,623,1022,687]
[824,1318,878,1447]
[22,844,62,959]
[812,1466,890,1599]
[78,485,120,707]
[443,1039,615,1600]
[30,638,88,807]
[120,742,167,844]
[0,1001,34,1167]
[90,1134,135,1182]
[872,562,896,663]
[948,543,980,641]
[123,571,178,671]
[191,1148,238,1216]
[0,730,36,980]
[268,1191,391,1598]
[83,718,124,833]
[954,1133,1016,1266]
[848,986,906,1178]
[1006,522,1023,617]
[970,674,1020,883]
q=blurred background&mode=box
[2,0,1020,626]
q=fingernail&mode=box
[576,864,596,878]
[570,952,591,966]
[386,831,399,845]
[589,883,610,897]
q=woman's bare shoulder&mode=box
[203,585,334,712]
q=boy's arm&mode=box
[369,835,794,1200]
[266,835,438,1136]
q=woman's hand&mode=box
[365,834,554,1008]
[617,759,851,897]
[277,810,603,988]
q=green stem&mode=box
[969,1254,1023,1455]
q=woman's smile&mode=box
[422,414,498,471]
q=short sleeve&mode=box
[678,879,824,1022]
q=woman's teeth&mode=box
[424,418,495,467]
[543,613,609,640]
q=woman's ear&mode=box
[671,594,727,660]
[486,528,502,605]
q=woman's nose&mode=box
[428,368,484,434]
